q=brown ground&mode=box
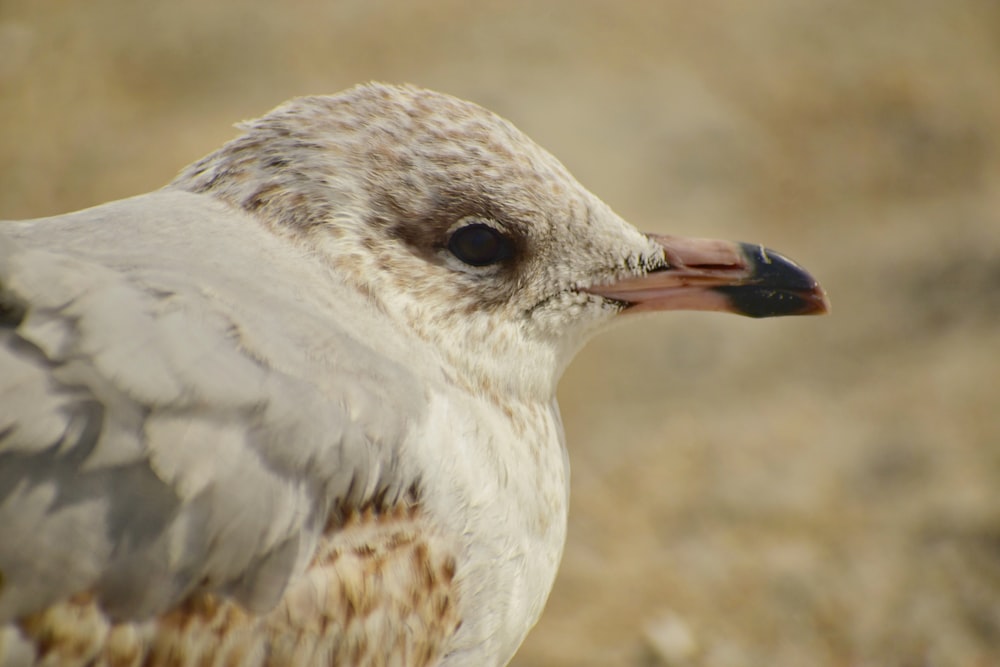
[2,1,998,665]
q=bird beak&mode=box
[585,234,830,318]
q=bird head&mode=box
[173,83,828,401]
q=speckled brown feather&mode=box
[13,504,460,667]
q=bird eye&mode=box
[447,223,513,267]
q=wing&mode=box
[0,191,427,626]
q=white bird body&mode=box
[0,84,827,666]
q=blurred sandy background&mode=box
[2,1,999,665]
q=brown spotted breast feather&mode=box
[10,503,460,667]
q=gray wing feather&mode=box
[0,191,424,623]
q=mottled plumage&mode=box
[0,83,827,666]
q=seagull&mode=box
[0,83,828,667]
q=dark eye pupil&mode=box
[448,224,510,267]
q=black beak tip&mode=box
[712,243,831,318]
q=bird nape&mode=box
[0,83,827,667]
